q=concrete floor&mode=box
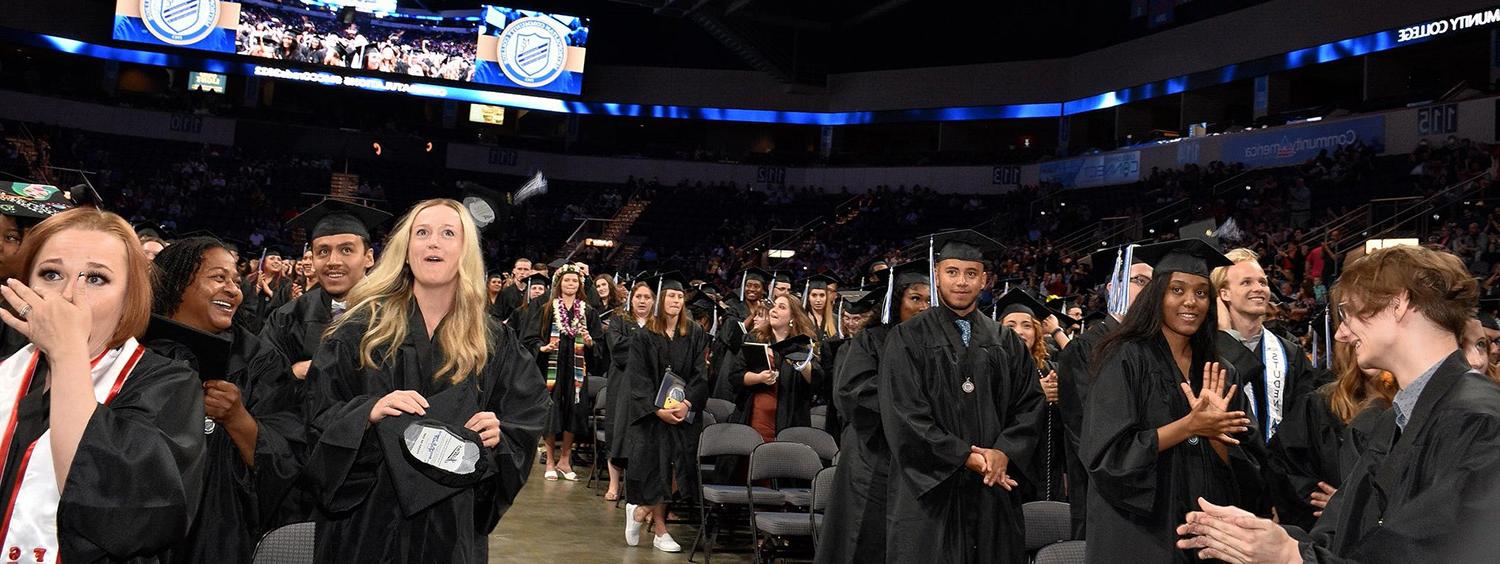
[488,463,758,564]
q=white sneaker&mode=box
[624,504,643,547]
[653,532,682,553]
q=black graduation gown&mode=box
[815,324,892,564]
[148,326,302,564]
[516,300,604,438]
[304,307,550,564]
[1081,336,1266,564]
[1054,315,1116,537]
[1019,359,1066,503]
[621,325,712,505]
[605,315,645,462]
[710,320,747,402]
[1214,330,1329,529]
[257,286,337,526]
[724,333,819,435]
[879,307,1045,564]
[0,348,206,563]
[489,284,524,323]
[1298,352,1500,562]
[1265,386,1345,530]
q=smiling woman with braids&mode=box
[303,199,549,563]
[145,236,304,564]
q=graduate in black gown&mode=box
[1209,248,1330,529]
[816,260,928,564]
[603,279,654,502]
[489,258,533,322]
[879,230,1046,564]
[1082,239,1265,563]
[1056,244,1152,537]
[620,272,712,553]
[1178,245,1500,563]
[258,199,390,525]
[993,288,1075,504]
[724,292,821,443]
[0,208,205,562]
[145,237,303,564]
[711,268,766,401]
[515,263,603,482]
[304,199,549,563]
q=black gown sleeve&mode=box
[685,331,713,416]
[244,339,308,522]
[879,324,970,499]
[258,299,304,363]
[835,329,883,452]
[993,328,1046,479]
[57,353,207,561]
[475,323,550,532]
[625,331,659,426]
[1081,346,1160,517]
[303,325,383,513]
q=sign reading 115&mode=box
[1416,103,1458,136]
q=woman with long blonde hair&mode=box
[304,199,549,564]
[517,262,603,481]
[725,294,820,442]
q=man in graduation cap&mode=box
[1054,242,1153,537]
[878,230,1045,564]
[261,199,390,380]
[1210,247,1328,529]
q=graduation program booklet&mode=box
[741,342,774,373]
[654,365,695,423]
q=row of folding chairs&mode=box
[693,422,839,563]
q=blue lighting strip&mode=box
[0,5,1481,124]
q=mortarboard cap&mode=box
[143,314,232,382]
[880,259,931,324]
[0,182,72,222]
[994,289,1052,322]
[1131,239,1231,279]
[286,198,391,242]
[1086,244,1148,286]
[524,272,551,288]
[133,221,171,241]
[837,289,879,316]
[771,271,793,284]
[374,385,493,517]
[928,229,1005,264]
[769,334,813,364]
[458,183,510,234]
[546,258,568,271]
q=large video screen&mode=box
[111,0,591,95]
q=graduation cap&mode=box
[142,314,232,382]
[771,271,794,286]
[652,270,688,315]
[860,257,889,281]
[769,334,813,364]
[374,384,493,517]
[286,198,392,243]
[546,258,568,271]
[133,221,171,241]
[458,183,509,234]
[523,272,551,289]
[992,288,1079,328]
[880,259,931,325]
[1132,239,1231,279]
[837,289,879,315]
[739,267,772,299]
[0,182,72,222]
[1086,244,1148,286]
[801,273,840,307]
[921,229,1004,308]
[1083,310,1108,325]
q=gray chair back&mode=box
[706,397,736,422]
[698,422,764,459]
[775,426,838,463]
[747,442,822,483]
[1033,540,1086,564]
[1023,500,1073,551]
[251,522,315,564]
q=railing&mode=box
[1332,171,1491,255]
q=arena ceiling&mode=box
[406,0,1271,86]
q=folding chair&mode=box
[706,397,736,423]
[251,522,315,564]
[587,383,610,489]
[747,442,822,563]
[691,423,779,563]
[809,466,836,549]
[772,427,838,506]
[1023,500,1073,554]
[1034,540,1086,564]
[809,404,828,431]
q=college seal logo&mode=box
[496,16,568,88]
[140,0,220,46]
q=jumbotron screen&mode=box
[111,0,591,95]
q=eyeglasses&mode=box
[1129,275,1152,287]
[1336,301,1348,320]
